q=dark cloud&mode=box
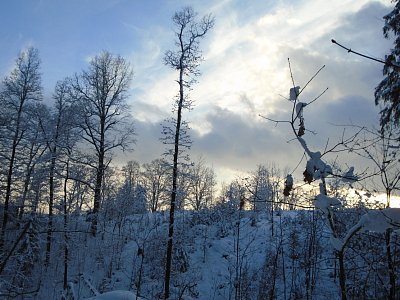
[269,1,390,144]
[130,100,169,122]
[124,119,165,164]
[128,104,304,180]
[280,2,391,99]
[325,1,392,57]
[190,106,302,173]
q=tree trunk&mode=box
[164,104,182,299]
[0,220,31,275]
[320,177,347,300]
[164,56,184,300]
[45,154,56,266]
[18,163,34,220]
[337,250,347,300]
[386,228,395,300]
[1,105,23,248]
[91,162,103,236]
[63,161,70,290]
[91,117,105,236]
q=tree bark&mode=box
[386,228,395,300]
[91,115,105,236]
[45,154,56,266]
[63,161,70,290]
[337,250,347,300]
[1,103,23,248]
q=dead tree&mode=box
[162,7,214,299]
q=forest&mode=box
[1,2,400,300]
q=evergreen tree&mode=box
[375,0,400,129]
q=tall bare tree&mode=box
[0,48,42,247]
[162,7,214,299]
[70,51,134,235]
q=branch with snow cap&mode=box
[330,208,400,252]
[304,151,333,183]
[314,194,341,214]
[341,166,358,183]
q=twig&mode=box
[300,65,326,96]
[288,58,297,92]
[331,39,397,67]
[259,114,291,124]
[324,138,330,154]
[0,220,32,275]
[291,152,306,174]
[278,94,290,101]
[307,87,329,106]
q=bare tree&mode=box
[162,7,214,299]
[187,157,216,210]
[262,60,366,300]
[0,48,42,247]
[70,51,134,235]
[122,160,141,188]
[38,79,76,265]
[17,104,47,220]
[142,159,169,212]
[248,165,274,212]
[349,124,400,299]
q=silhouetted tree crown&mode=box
[375,0,400,129]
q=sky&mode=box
[0,0,395,185]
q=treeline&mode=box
[0,46,304,244]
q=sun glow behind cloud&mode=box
[182,0,391,128]
[0,0,395,187]
[119,0,393,184]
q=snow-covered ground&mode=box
[1,207,398,299]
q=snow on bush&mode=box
[87,290,141,300]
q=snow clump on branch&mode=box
[342,166,358,183]
[303,151,332,183]
[314,194,341,214]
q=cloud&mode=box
[189,106,301,176]
[185,1,391,132]
[191,1,391,181]
[131,101,170,123]
[126,0,394,184]
[126,119,166,164]
[3,0,391,185]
